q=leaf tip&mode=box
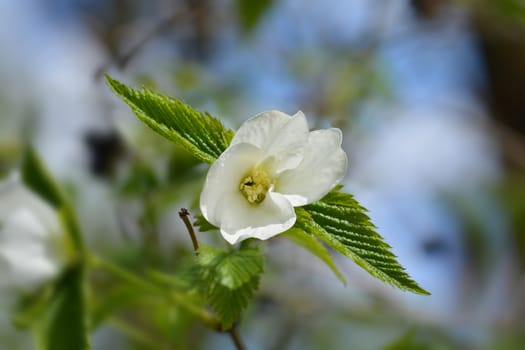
[103,73,114,84]
[413,286,431,296]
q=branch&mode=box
[178,209,248,350]
[228,326,247,350]
[178,208,200,253]
[94,11,187,80]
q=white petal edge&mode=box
[0,211,61,289]
[218,191,296,244]
[0,242,60,289]
[200,142,262,226]
[261,111,309,174]
[230,110,309,175]
[276,128,348,205]
[230,110,291,148]
[0,175,60,235]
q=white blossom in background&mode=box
[200,110,347,244]
[0,175,65,290]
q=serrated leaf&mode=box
[191,245,264,329]
[207,275,259,330]
[105,75,234,164]
[299,189,429,295]
[193,214,218,232]
[36,264,90,350]
[216,249,264,289]
[283,227,346,285]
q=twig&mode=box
[94,11,187,80]
[178,208,248,350]
[228,326,247,350]
[109,317,171,350]
[178,208,199,253]
[88,253,219,328]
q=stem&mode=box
[88,253,219,328]
[88,253,156,292]
[109,317,170,350]
[228,326,247,350]
[178,208,199,254]
[177,209,248,350]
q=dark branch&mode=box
[178,208,199,254]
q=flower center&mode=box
[239,168,272,204]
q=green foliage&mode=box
[20,148,90,348]
[283,228,346,284]
[119,161,160,195]
[89,286,148,328]
[382,330,430,350]
[105,75,235,164]
[496,0,525,22]
[21,147,65,209]
[21,147,84,251]
[188,245,265,330]
[194,214,218,232]
[236,0,274,32]
[381,328,463,350]
[36,264,89,350]
[12,287,54,329]
[296,187,429,295]
[192,188,427,294]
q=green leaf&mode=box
[190,245,264,330]
[193,214,218,232]
[381,329,431,350]
[283,227,346,285]
[36,264,90,350]
[21,147,65,209]
[105,75,234,164]
[236,0,274,32]
[12,286,54,329]
[89,286,145,328]
[298,189,429,295]
[19,148,90,347]
[21,147,84,252]
[206,276,259,331]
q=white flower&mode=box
[200,110,348,244]
[0,175,65,290]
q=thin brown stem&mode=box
[178,208,247,349]
[178,208,199,254]
[228,326,247,350]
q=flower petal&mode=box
[0,207,61,289]
[0,175,60,236]
[0,241,59,289]
[231,110,309,175]
[230,110,290,147]
[276,128,348,205]
[200,142,262,226]
[218,191,296,244]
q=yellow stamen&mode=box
[239,168,272,204]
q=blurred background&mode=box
[0,0,524,349]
